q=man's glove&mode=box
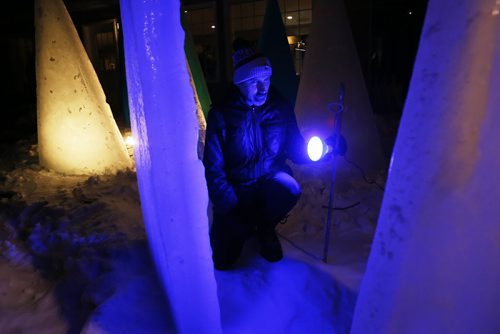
[325,134,347,156]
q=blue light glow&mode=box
[120,0,221,332]
[307,136,325,161]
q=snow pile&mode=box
[0,141,143,333]
[281,159,384,286]
[0,140,381,333]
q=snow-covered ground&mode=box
[0,137,384,333]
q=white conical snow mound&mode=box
[294,0,385,176]
[35,0,131,175]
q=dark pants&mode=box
[210,171,301,268]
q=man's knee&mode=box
[259,172,301,222]
[269,171,301,202]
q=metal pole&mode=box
[322,83,345,263]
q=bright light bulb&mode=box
[307,136,325,162]
[125,135,135,146]
[286,16,293,20]
[211,25,216,29]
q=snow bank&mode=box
[0,139,378,333]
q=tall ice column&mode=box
[352,1,500,333]
[119,0,222,333]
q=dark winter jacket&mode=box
[203,88,308,213]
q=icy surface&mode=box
[120,0,221,332]
[352,1,500,333]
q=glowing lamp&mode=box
[307,136,328,161]
[125,135,135,146]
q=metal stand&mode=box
[322,83,345,263]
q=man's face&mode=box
[237,74,271,107]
